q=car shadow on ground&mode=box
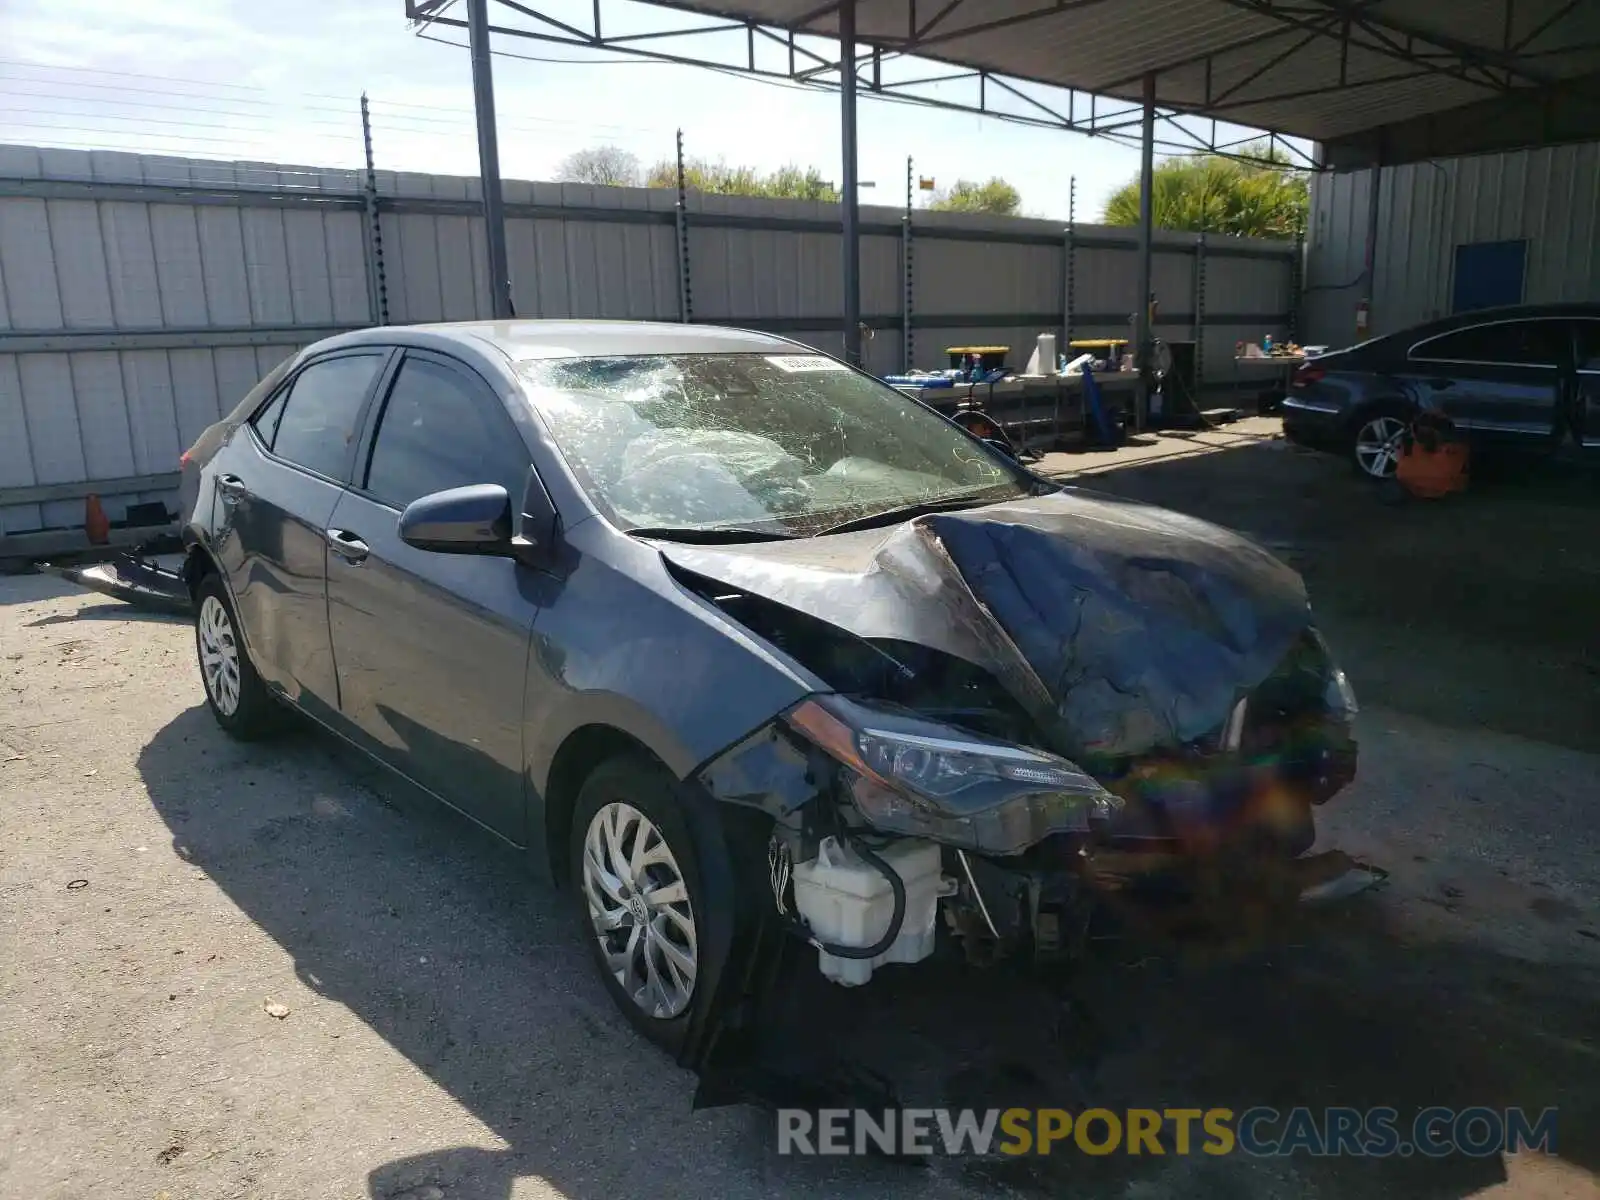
[26,602,188,627]
[137,705,1600,1200]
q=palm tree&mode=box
[1103,143,1307,238]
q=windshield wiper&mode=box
[813,491,1007,536]
[627,525,798,544]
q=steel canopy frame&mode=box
[413,0,1297,409]
[405,0,1320,167]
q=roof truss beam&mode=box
[406,0,1318,169]
[1216,0,1552,94]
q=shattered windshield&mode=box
[515,353,1028,535]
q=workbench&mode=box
[1232,354,1305,412]
[892,371,1139,453]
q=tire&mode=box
[193,571,281,739]
[1349,405,1409,480]
[569,754,723,1056]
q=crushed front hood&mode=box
[660,490,1311,759]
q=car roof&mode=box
[321,319,808,362]
[1415,302,1600,333]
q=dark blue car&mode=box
[1283,303,1600,478]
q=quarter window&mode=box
[1411,320,1567,367]
[250,387,289,449]
[266,355,384,479]
[363,356,531,510]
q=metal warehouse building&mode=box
[1305,141,1600,349]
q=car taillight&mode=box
[1291,363,1326,388]
[179,450,191,467]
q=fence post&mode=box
[1289,231,1304,345]
[674,129,693,324]
[1063,175,1076,349]
[360,93,389,326]
[1056,176,1077,447]
[1194,231,1207,396]
[902,155,914,373]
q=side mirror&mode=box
[399,484,513,555]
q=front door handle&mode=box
[326,528,370,564]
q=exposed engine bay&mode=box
[678,489,1379,986]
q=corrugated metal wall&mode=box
[1304,140,1600,347]
[0,142,1297,542]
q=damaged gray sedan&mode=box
[177,320,1363,1065]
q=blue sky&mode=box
[1,0,1284,220]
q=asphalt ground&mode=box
[3,418,1597,1199]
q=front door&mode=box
[214,350,388,720]
[324,350,539,841]
[1405,318,1567,447]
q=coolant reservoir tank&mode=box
[791,837,943,986]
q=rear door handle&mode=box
[326,528,369,564]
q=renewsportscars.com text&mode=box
[777,1106,1558,1158]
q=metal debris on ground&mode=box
[35,552,192,616]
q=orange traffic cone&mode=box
[85,493,111,545]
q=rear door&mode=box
[1405,318,1567,446]
[213,350,389,720]
[323,349,538,840]
[1574,319,1600,453]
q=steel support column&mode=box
[839,0,863,366]
[1133,70,1156,431]
[468,0,515,319]
[1362,158,1382,333]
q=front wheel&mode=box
[1351,411,1407,479]
[570,756,713,1054]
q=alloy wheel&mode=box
[581,802,698,1019]
[1354,415,1406,478]
[197,594,242,716]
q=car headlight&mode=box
[1308,629,1359,719]
[785,695,1119,855]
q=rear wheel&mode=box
[1351,410,1407,479]
[194,572,280,738]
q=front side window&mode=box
[1411,320,1566,367]
[363,356,531,510]
[517,353,1027,535]
[268,354,384,479]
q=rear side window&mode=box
[267,355,384,480]
[363,355,530,510]
[1411,320,1566,367]
[1576,321,1600,371]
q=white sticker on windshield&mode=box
[764,354,850,373]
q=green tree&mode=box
[645,157,840,201]
[1102,142,1307,238]
[927,177,1022,216]
[555,145,642,187]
